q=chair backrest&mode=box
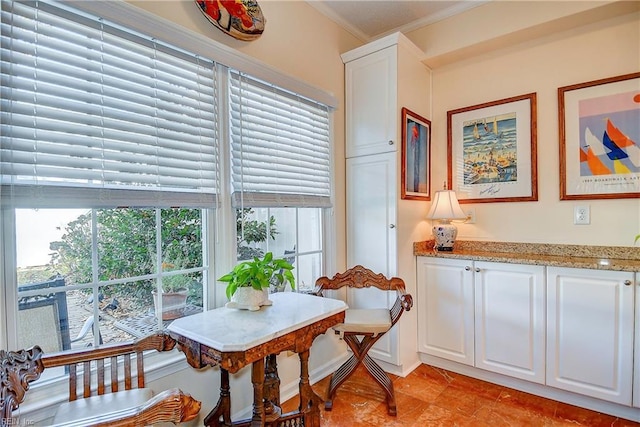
[18,276,71,352]
[1,346,45,423]
[314,265,413,327]
[41,331,176,401]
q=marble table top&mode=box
[167,292,347,352]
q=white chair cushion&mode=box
[52,388,154,426]
[334,308,392,334]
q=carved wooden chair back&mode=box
[41,331,175,401]
[313,265,413,416]
[313,265,413,330]
[1,346,45,424]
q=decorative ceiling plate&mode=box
[196,0,265,41]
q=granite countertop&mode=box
[414,240,640,272]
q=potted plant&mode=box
[218,252,295,311]
[153,259,194,320]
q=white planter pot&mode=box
[225,287,272,311]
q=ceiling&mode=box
[306,0,488,41]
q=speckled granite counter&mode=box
[414,240,640,272]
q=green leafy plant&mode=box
[635,234,640,245]
[219,252,295,300]
[159,257,194,293]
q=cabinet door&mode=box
[417,257,474,365]
[346,152,397,275]
[474,262,545,383]
[547,267,634,405]
[634,272,639,408]
[346,152,398,363]
[345,46,397,158]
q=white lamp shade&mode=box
[427,190,467,220]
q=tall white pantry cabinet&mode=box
[341,33,431,374]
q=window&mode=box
[229,72,332,292]
[1,0,333,361]
[1,0,215,353]
[236,207,323,292]
[15,208,206,351]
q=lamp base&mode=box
[432,221,458,252]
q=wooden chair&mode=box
[312,265,413,416]
[1,346,44,424]
[1,332,201,426]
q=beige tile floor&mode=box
[281,364,640,426]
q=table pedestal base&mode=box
[204,352,322,427]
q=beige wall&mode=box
[407,1,640,247]
[127,0,363,270]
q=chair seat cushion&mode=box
[52,388,154,426]
[334,308,391,334]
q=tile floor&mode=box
[281,364,640,426]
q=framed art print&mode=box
[447,93,538,203]
[401,107,431,201]
[559,72,640,200]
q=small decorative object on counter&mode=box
[427,189,468,251]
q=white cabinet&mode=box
[417,257,474,365]
[635,272,640,409]
[343,33,430,369]
[344,46,397,158]
[346,152,397,279]
[474,261,545,383]
[346,152,397,363]
[416,257,546,383]
[546,267,634,405]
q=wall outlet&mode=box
[465,208,476,224]
[574,205,590,225]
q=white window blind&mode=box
[229,71,331,208]
[0,0,218,208]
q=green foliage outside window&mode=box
[50,208,202,307]
[236,208,278,261]
[46,207,277,308]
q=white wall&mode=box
[407,1,640,247]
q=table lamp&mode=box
[427,189,467,251]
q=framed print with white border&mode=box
[447,93,538,203]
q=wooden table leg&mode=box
[298,350,323,427]
[204,368,232,427]
[251,358,266,426]
[263,354,282,423]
